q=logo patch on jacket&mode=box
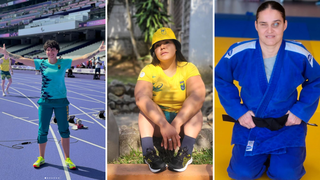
[180,81,185,90]
[307,54,313,67]
[227,49,233,56]
[58,64,61,69]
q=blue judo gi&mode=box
[215,39,320,180]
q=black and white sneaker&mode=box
[144,148,166,173]
[168,147,193,172]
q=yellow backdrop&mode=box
[215,37,320,180]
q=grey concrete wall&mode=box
[86,29,96,40]
[107,1,148,57]
[20,38,29,45]
[188,0,213,81]
[31,37,40,44]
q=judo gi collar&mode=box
[150,27,181,55]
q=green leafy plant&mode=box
[133,0,172,43]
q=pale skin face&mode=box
[255,8,287,49]
[239,7,301,129]
[45,47,59,63]
[154,40,176,63]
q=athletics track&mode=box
[0,69,105,180]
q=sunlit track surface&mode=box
[0,70,105,180]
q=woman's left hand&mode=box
[160,122,181,150]
[285,111,302,126]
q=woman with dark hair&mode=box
[0,40,105,169]
[215,1,320,179]
[135,27,205,173]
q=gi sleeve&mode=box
[215,51,249,120]
[290,53,320,122]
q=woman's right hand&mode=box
[160,123,181,151]
[238,111,256,129]
[0,44,6,54]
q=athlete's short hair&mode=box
[256,1,286,22]
[43,40,60,52]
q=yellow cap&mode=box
[150,27,181,53]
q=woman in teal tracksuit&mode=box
[0,40,105,169]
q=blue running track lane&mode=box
[0,70,105,180]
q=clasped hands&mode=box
[238,110,302,129]
[160,122,181,151]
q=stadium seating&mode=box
[62,40,105,59]
[0,0,102,29]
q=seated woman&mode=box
[134,27,206,173]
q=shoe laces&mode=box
[174,147,190,162]
[145,148,162,162]
[36,156,44,163]
[66,158,73,163]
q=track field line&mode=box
[0,97,34,107]
[2,112,38,125]
[69,135,105,150]
[69,104,105,129]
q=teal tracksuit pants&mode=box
[37,98,70,144]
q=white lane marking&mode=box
[65,79,105,85]
[29,119,39,122]
[70,135,105,150]
[12,86,39,92]
[14,117,29,119]
[15,83,39,90]
[15,82,105,104]
[68,90,105,104]
[2,112,38,125]
[79,107,103,111]
[0,97,34,107]
[11,87,71,180]
[81,94,105,98]
[66,84,105,94]
[3,92,20,95]
[12,77,41,82]
[85,94,105,99]
[70,104,105,129]
[67,96,99,103]
[68,111,98,117]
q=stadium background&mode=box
[0,0,106,74]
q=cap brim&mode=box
[150,39,181,55]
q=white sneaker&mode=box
[2,93,5,97]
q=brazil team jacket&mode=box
[215,39,320,156]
